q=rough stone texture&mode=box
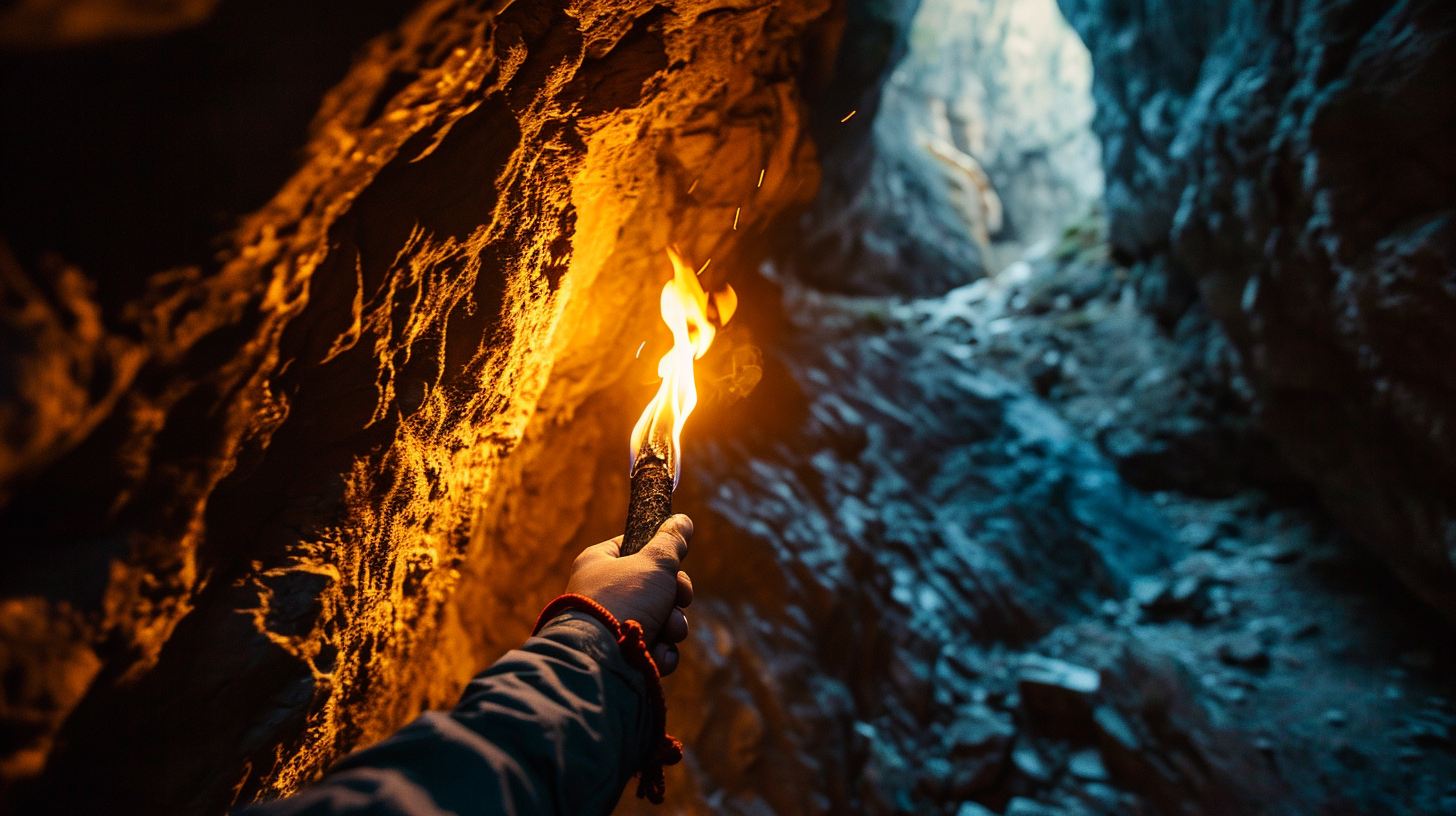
[506,267,1196,815]
[4,1,1456,816]
[0,0,830,810]
[908,239,1456,816]
[796,0,1101,296]
[428,211,1448,816]
[589,242,1452,815]
[1058,0,1456,623]
[881,0,1102,256]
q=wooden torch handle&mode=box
[622,457,673,556]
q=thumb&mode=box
[573,536,623,570]
[641,514,692,569]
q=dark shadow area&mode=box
[0,0,419,293]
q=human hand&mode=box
[565,514,694,675]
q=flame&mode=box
[629,247,736,486]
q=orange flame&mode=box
[629,247,737,486]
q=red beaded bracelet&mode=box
[532,594,684,804]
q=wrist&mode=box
[531,594,683,803]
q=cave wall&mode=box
[0,0,835,811]
[882,0,1102,257]
[794,0,1100,296]
[1058,0,1456,622]
[6,0,1450,814]
[453,1,1312,812]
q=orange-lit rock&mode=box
[10,1,1452,815]
[1,0,827,810]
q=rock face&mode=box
[896,235,1456,816]
[0,0,829,810]
[797,0,1101,296]
[605,240,1456,815]
[4,1,1455,815]
[1058,0,1456,623]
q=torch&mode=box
[621,247,737,556]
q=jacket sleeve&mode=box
[238,611,654,816]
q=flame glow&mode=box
[629,247,737,486]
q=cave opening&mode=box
[2,0,1454,815]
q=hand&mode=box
[565,514,695,675]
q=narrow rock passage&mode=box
[647,225,1456,815]
[618,0,1456,808]
[3,0,1453,814]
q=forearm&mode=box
[240,612,652,816]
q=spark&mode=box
[757,169,765,187]
[840,110,857,123]
[696,258,712,275]
[635,341,646,359]
[687,178,699,194]
[733,207,740,230]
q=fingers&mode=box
[653,643,680,676]
[676,571,694,608]
[573,536,623,570]
[661,608,688,644]
[643,514,692,569]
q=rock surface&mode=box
[2,1,1455,815]
[938,245,1456,815]
[0,0,829,810]
[795,0,1101,296]
[579,234,1455,814]
[640,231,1455,815]
[1059,0,1456,623]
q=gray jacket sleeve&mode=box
[239,611,654,816]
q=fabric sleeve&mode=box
[238,611,654,816]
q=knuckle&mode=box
[647,538,682,566]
